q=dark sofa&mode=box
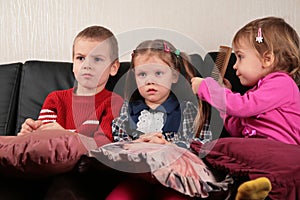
[0,60,131,137]
[1,53,248,137]
[0,53,250,199]
[0,60,132,199]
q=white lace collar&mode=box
[136,109,164,133]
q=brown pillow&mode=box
[191,138,300,200]
[0,130,88,178]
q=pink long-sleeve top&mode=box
[198,72,300,145]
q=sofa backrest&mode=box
[1,52,248,136]
[189,54,205,77]
[14,60,130,135]
[0,63,22,136]
[105,61,131,96]
[15,61,75,135]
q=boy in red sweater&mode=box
[18,25,124,147]
[7,25,125,199]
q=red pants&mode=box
[105,178,193,200]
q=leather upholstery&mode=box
[0,54,247,137]
[0,63,22,136]
[15,61,75,134]
[0,60,131,136]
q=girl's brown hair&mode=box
[126,39,210,137]
[72,25,119,62]
[233,16,300,86]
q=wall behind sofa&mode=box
[0,0,299,64]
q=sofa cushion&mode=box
[15,60,75,135]
[0,63,22,136]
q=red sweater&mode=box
[38,88,123,146]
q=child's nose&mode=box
[83,65,92,70]
[145,75,156,85]
[233,63,237,70]
[82,58,92,70]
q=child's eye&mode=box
[235,54,243,60]
[137,72,146,77]
[155,71,164,76]
[76,56,85,61]
[94,57,103,62]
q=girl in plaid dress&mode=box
[106,39,217,200]
[112,39,212,148]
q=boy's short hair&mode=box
[72,25,119,61]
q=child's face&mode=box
[134,55,179,108]
[233,39,266,87]
[73,38,119,95]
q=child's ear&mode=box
[262,51,275,68]
[172,70,179,83]
[109,60,120,76]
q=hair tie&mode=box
[174,49,180,57]
[163,42,170,53]
[256,27,263,43]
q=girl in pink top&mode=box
[192,16,300,145]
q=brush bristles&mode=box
[211,46,232,84]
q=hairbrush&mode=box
[211,45,232,84]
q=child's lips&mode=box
[82,73,93,78]
[147,88,157,93]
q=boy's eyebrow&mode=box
[74,53,107,58]
[89,54,106,57]
[74,52,85,56]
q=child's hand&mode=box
[18,118,43,136]
[191,77,203,94]
[223,78,232,90]
[38,122,65,131]
[135,132,169,144]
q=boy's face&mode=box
[73,38,119,95]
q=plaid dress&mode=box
[112,99,212,149]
